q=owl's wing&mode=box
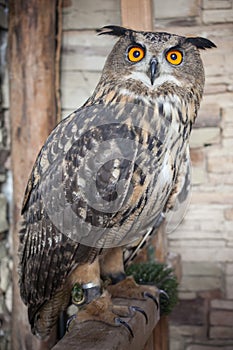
[19,104,141,326]
[124,148,191,266]
[165,147,191,233]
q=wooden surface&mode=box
[153,316,169,350]
[121,0,153,31]
[8,1,61,349]
[52,289,160,350]
[152,223,169,350]
[151,221,167,263]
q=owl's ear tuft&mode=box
[97,25,130,37]
[185,37,217,50]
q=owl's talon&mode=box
[115,317,134,338]
[66,314,77,332]
[159,289,169,300]
[143,292,159,310]
[129,305,148,324]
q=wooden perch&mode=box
[52,288,160,350]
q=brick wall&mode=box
[61,1,233,349]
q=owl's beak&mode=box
[150,57,158,85]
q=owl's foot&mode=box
[107,276,159,309]
[67,290,148,337]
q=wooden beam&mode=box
[121,0,153,31]
[52,290,160,350]
[8,0,62,349]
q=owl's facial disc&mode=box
[149,57,158,85]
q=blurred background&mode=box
[0,0,233,349]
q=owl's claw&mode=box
[159,289,169,300]
[114,304,149,336]
[143,291,159,310]
[129,305,148,324]
[115,317,134,338]
[66,314,77,332]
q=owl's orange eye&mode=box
[166,50,183,65]
[128,46,145,63]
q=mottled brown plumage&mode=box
[18,25,216,339]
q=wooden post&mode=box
[120,0,153,31]
[151,222,169,350]
[8,0,62,349]
[120,1,169,349]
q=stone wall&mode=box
[0,1,12,349]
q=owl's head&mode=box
[98,26,216,97]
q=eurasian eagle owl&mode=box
[19,25,216,339]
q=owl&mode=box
[18,25,216,340]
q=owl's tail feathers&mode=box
[29,287,71,340]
